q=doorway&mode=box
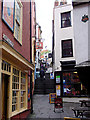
[2,73,10,120]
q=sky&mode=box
[35,0,72,51]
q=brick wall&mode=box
[2,2,31,62]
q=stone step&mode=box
[35,80,55,84]
[34,73,55,94]
[34,89,55,94]
[34,86,55,89]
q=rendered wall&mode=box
[73,4,88,64]
[54,4,75,71]
[88,4,90,60]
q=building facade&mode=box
[31,0,36,95]
[0,0,36,119]
[35,24,44,79]
[53,1,87,98]
[73,2,90,95]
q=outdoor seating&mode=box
[72,99,90,118]
[72,107,90,118]
[79,100,90,107]
[83,111,90,118]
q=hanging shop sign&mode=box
[36,42,43,49]
[82,14,89,23]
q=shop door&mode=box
[2,74,9,120]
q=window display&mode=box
[63,72,87,96]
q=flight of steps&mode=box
[34,73,55,94]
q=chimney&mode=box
[60,0,67,5]
[54,0,59,7]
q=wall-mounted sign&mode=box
[82,15,89,23]
[2,0,15,31]
[3,34,14,47]
[56,85,60,96]
[56,76,60,83]
[50,72,54,79]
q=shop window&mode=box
[14,0,23,45]
[62,39,73,58]
[12,69,26,112]
[63,72,87,96]
[21,72,26,108]
[61,11,71,28]
[12,68,19,112]
[2,60,11,72]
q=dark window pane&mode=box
[61,11,71,28]
[62,40,73,57]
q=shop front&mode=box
[0,40,34,119]
[55,61,87,98]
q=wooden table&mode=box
[79,100,90,107]
[72,107,90,118]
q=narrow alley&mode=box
[27,94,80,119]
[1,0,90,119]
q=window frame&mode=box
[14,0,23,45]
[61,11,71,28]
[62,39,73,58]
[20,72,26,109]
[12,68,27,113]
[12,68,19,112]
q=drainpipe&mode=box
[30,0,33,114]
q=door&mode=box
[2,74,9,120]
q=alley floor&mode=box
[27,94,81,120]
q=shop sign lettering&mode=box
[3,34,14,47]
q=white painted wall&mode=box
[54,4,75,72]
[88,4,90,60]
[73,4,89,65]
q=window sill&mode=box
[11,107,27,117]
[61,25,72,29]
[62,56,73,58]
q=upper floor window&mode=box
[62,39,73,58]
[14,0,23,45]
[2,0,23,45]
[61,11,71,28]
